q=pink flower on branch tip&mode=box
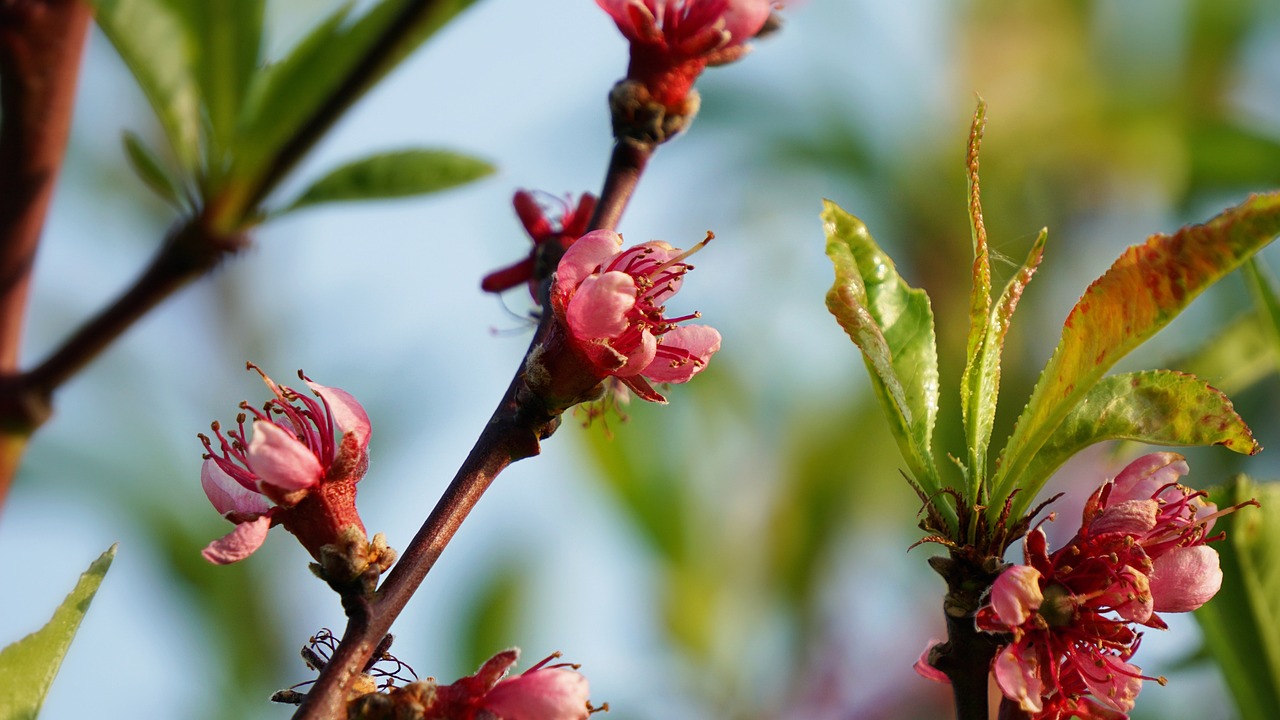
[198,363,371,565]
[597,0,778,111]
[483,191,597,300]
[546,229,721,404]
[963,452,1252,719]
[428,649,600,720]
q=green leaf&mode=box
[234,0,480,191]
[121,132,183,207]
[1019,370,1259,490]
[991,191,1280,517]
[0,545,116,719]
[822,199,943,504]
[1175,310,1276,397]
[90,0,202,171]
[282,149,494,212]
[965,229,1046,499]
[1195,476,1280,720]
[171,0,265,158]
[1242,257,1280,363]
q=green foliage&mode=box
[122,131,186,208]
[283,150,495,213]
[992,191,1280,519]
[821,199,944,520]
[90,0,485,227]
[1196,476,1280,720]
[1175,311,1277,397]
[0,546,116,720]
[1020,370,1258,489]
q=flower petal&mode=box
[643,325,721,383]
[484,668,591,720]
[247,420,324,491]
[1150,545,1222,612]
[1080,655,1142,713]
[306,381,372,454]
[912,640,949,684]
[566,271,636,340]
[992,643,1044,714]
[990,565,1044,627]
[721,0,774,43]
[201,515,272,565]
[556,230,623,292]
[1089,499,1158,536]
[1109,452,1189,504]
[201,458,271,517]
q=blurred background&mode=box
[2,0,1280,718]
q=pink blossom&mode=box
[597,0,776,109]
[549,229,721,403]
[199,364,371,565]
[428,649,595,720]
[483,191,597,300]
[973,453,1241,718]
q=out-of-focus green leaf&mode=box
[459,562,525,674]
[171,0,265,156]
[1175,311,1276,397]
[822,200,943,507]
[1195,475,1280,720]
[0,545,116,720]
[1187,122,1280,199]
[1021,370,1259,488]
[235,0,480,188]
[992,191,1280,519]
[91,0,202,170]
[122,131,183,207]
[1242,258,1280,361]
[282,149,493,212]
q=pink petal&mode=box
[247,420,324,491]
[992,643,1044,714]
[202,515,272,565]
[912,640,949,684]
[1110,565,1153,624]
[721,0,773,43]
[1109,453,1189,504]
[642,325,721,383]
[612,328,657,376]
[990,565,1043,627]
[1150,545,1222,612]
[566,271,636,340]
[556,230,623,292]
[1080,655,1142,713]
[1089,499,1158,536]
[484,669,591,720]
[307,381,371,453]
[474,649,522,691]
[201,458,271,517]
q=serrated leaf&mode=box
[1195,476,1280,720]
[1020,370,1259,490]
[90,0,202,171]
[282,149,493,212]
[822,199,943,502]
[965,229,1046,499]
[122,131,183,207]
[992,192,1280,516]
[0,545,116,719]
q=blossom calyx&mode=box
[597,0,777,117]
[198,364,374,571]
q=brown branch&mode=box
[0,0,93,372]
[588,138,653,233]
[292,326,558,719]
